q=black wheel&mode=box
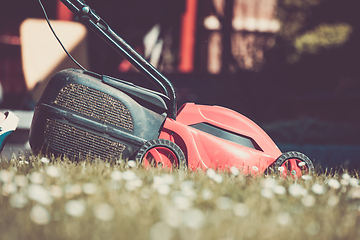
[135,139,186,169]
[274,151,314,177]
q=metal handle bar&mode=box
[59,0,177,119]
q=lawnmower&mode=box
[29,0,315,177]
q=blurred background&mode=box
[1,0,359,169]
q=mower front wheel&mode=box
[274,151,314,177]
[135,139,186,169]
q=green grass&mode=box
[1,153,360,240]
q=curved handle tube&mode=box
[59,0,177,119]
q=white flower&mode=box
[29,172,44,184]
[161,174,175,185]
[65,184,82,196]
[153,180,171,195]
[183,208,205,229]
[302,175,313,181]
[157,184,171,195]
[153,176,164,187]
[278,166,285,172]
[82,183,98,195]
[327,195,339,206]
[201,188,213,200]
[181,187,197,200]
[19,160,29,165]
[73,184,83,195]
[2,182,17,195]
[216,197,233,210]
[93,203,115,221]
[349,178,359,187]
[28,184,53,206]
[298,162,306,167]
[65,200,86,217]
[206,169,216,179]
[272,185,286,195]
[261,188,274,199]
[301,195,316,207]
[127,160,137,168]
[46,166,61,178]
[14,175,28,187]
[40,157,50,164]
[180,180,194,191]
[50,185,63,198]
[289,184,308,198]
[30,205,50,225]
[261,178,277,189]
[349,187,360,199]
[0,170,12,183]
[163,208,183,228]
[206,169,223,183]
[111,170,122,181]
[213,174,223,183]
[327,179,341,189]
[122,170,137,181]
[342,173,351,180]
[9,193,28,208]
[252,166,259,172]
[125,179,143,191]
[172,194,192,210]
[233,203,250,217]
[311,183,325,195]
[340,179,349,186]
[152,175,174,190]
[277,212,292,226]
[149,222,173,240]
[230,166,240,176]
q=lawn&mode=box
[1,154,359,240]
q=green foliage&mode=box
[1,153,360,240]
[290,23,352,62]
[277,0,354,63]
[295,23,352,53]
[277,0,325,41]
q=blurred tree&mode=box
[277,0,354,63]
[274,0,359,93]
[262,0,360,121]
[293,23,351,57]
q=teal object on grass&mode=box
[0,111,19,152]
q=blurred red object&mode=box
[178,0,197,73]
[57,0,73,21]
[0,25,27,106]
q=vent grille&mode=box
[45,119,126,160]
[54,83,134,132]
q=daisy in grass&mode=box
[30,205,50,225]
[65,199,86,217]
[93,202,115,221]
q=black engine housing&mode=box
[29,69,168,161]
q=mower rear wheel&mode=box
[135,139,186,169]
[274,151,314,177]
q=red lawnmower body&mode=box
[31,0,314,177]
[159,103,282,174]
